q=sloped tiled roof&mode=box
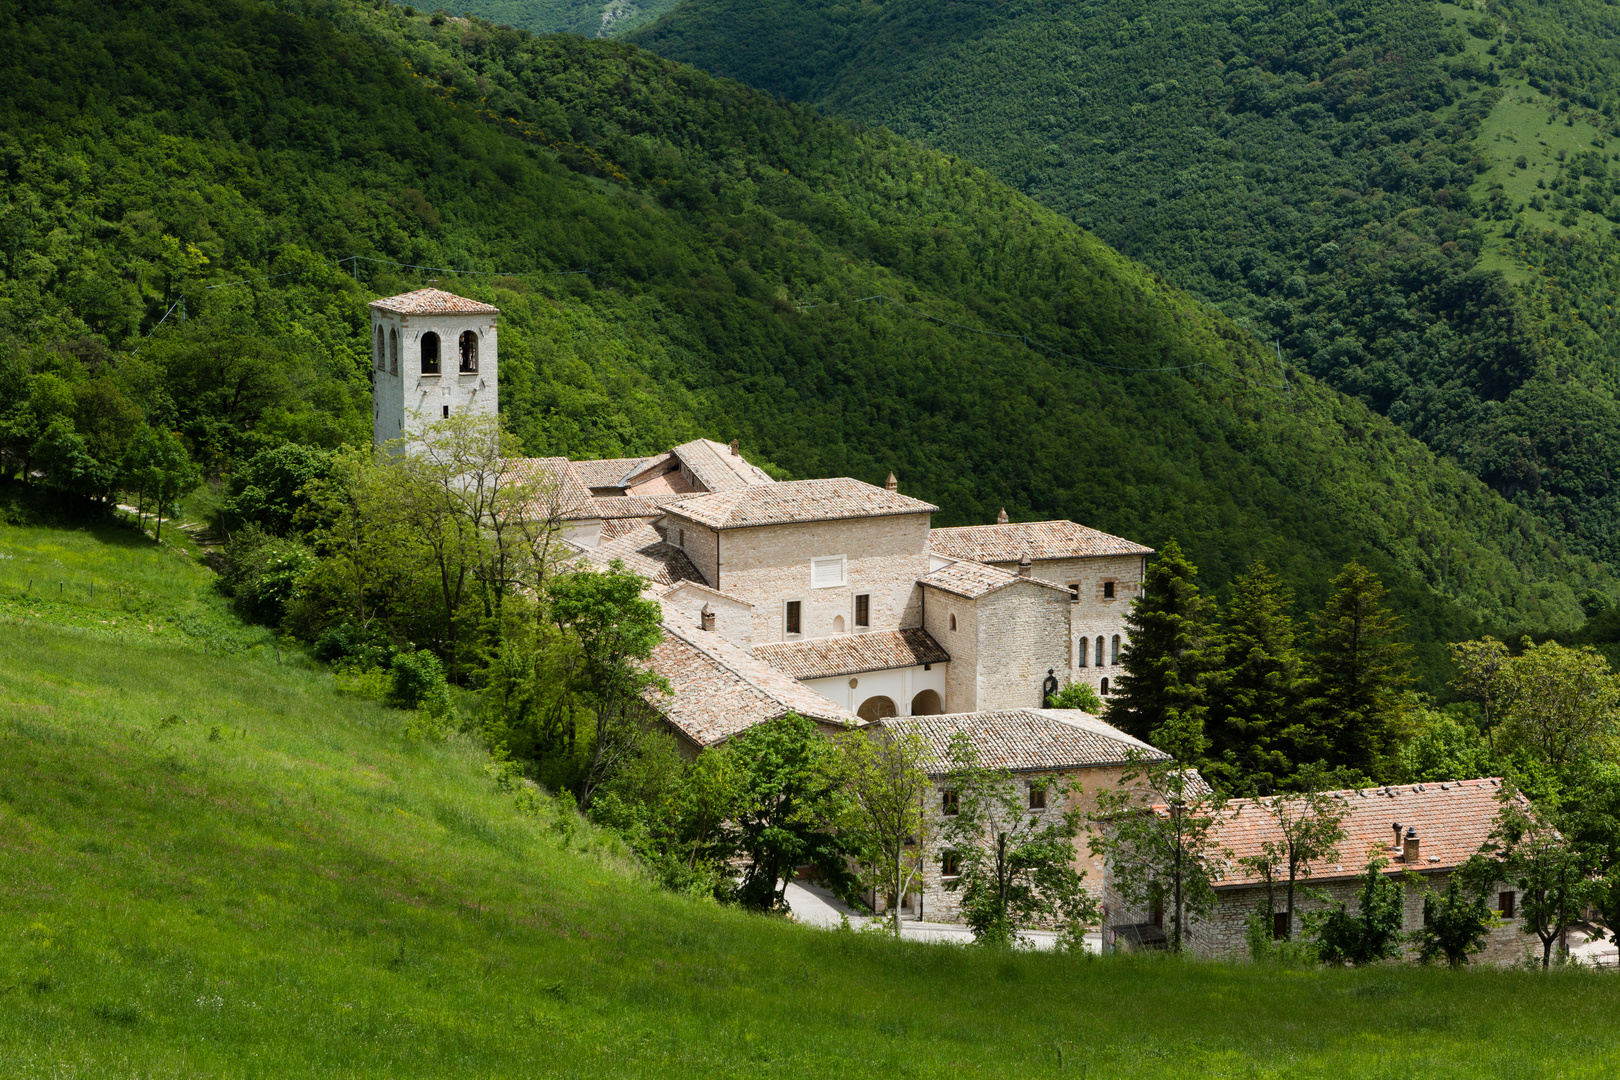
[753,628,950,680]
[586,524,705,587]
[919,559,1071,600]
[673,438,776,491]
[648,624,855,747]
[503,457,595,519]
[929,520,1153,562]
[667,478,938,530]
[368,288,499,315]
[591,495,680,520]
[574,457,651,489]
[882,709,1166,775]
[1211,778,1519,888]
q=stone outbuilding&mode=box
[1105,777,1532,962]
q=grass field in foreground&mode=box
[3,521,1620,1078]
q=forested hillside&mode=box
[0,0,1612,680]
[631,0,1620,568]
[456,0,677,38]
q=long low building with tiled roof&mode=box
[1108,777,1535,961]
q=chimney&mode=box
[1392,822,1403,852]
[729,439,740,457]
[699,602,716,632]
[997,507,1009,524]
[1018,552,1033,578]
[885,472,898,493]
[1403,826,1419,865]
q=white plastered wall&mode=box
[802,663,948,718]
[371,309,499,447]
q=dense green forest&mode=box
[0,0,1614,687]
[458,0,678,38]
[631,0,1620,568]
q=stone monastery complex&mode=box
[370,289,1534,957]
[369,287,1150,747]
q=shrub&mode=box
[388,648,454,719]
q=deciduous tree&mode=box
[836,727,936,937]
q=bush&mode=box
[313,622,396,672]
[388,648,455,719]
[218,526,316,626]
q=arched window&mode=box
[1111,635,1121,665]
[949,613,957,631]
[421,331,441,374]
[1100,677,1110,695]
[458,330,478,373]
[374,326,385,371]
[1078,637,1088,667]
[1095,636,1105,668]
[388,327,399,375]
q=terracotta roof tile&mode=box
[753,628,949,680]
[929,520,1153,562]
[586,524,706,587]
[673,438,776,491]
[882,709,1167,774]
[666,478,938,530]
[1210,778,1519,887]
[919,559,1071,599]
[502,457,595,518]
[574,457,652,489]
[368,288,499,315]
[648,624,855,747]
[591,495,682,520]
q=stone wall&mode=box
[1105,869,1531,964]
[973,581,1072,711]
[696,514,932,644]
[922,586,979,713]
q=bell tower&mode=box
[368,287,499,446]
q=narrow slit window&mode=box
[1096,636,1105,667]
[855,594,870,627]
[389,327,399,375]
[442,406,450,418]
[949,613,957,631]
[374,326,385,371]
[1111,635,1121,665]
[785,600,801,636]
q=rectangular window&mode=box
[1273,911,1289,940]
[1103,580,1116,599]
[1028,784,1046,809]
[677,529,685,549]
[941,789,959,816]
[811,555,846,588]
[855,593,870,627]
[442,405,450,418]
[785,600,802,636]
[1499,891,1515,919]
[940,851,961,877]
[1068,582,1080,602]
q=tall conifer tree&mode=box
[1107,539,1212,761]
[1205,562,1307,793]
[1308,562,1411,777]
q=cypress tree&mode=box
[1107,539,1213,762]
[1308,562,1412,777]
[1205,562,1308,793]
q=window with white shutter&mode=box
[810,556,846,588]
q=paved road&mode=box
[783,880,1101,952]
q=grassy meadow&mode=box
[4,518,1620,1078]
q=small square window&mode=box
[941,789,959,815]
[1103,581,1115,599]
[1499,891,1516,919]
[1067,583,1080,602]
[1028,785,1046,809]
[940,851,961,877]
[785,600,802,636]
[855,593,870,627]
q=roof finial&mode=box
[885,472,898,493]
[997,507,1009,524]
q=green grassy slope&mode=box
[629,0,1620,569]
[0,0,1612,675]
[5,519,1620,1077]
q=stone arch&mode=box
[856,695,897,722]
[374,325,385,371]
[421,331,441,374]
[388,327,399,374]
[1100,677,1110,696]
[459,330,479,372]
[910,689,943,716]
